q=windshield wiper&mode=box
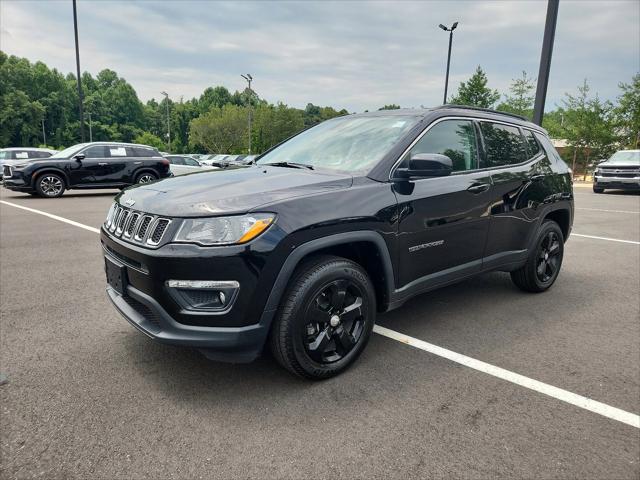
[263,161,314,170]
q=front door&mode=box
[68,145,109,185]
[393,118,492,290]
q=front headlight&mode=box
[174,213,274,246]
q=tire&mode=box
[593,186,604,193]
[135,172,157,184]
[270,255,376,380]
[511,220,564,293]
[34,173,65,198]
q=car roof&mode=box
[82,142,158,149]
[1,147,57,152]
[349,105,547,134]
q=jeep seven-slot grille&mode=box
[104,204,171,247]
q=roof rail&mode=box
[437,104,529,121]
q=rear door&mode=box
[480,122,549,266]
[394,118,493,289]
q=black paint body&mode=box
[2,142,171,193]
[101,107,574,362]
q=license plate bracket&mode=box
[105,256,127,295]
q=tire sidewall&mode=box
[288,261,376,377]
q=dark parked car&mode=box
[2,142,171,198]
[102,106,573,379]
[592,150,640,193]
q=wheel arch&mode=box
[542,207,571,241]
[260,232,395,329]
[30,168,70,188]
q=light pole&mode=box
[72,0,85,141]
[87,112,93,142]
[241,74,253,154]
[161,91,170,151]
[532,0,559,126]
[439,21,458,104]
[41,116,46,146]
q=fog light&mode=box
[166,280,240,312]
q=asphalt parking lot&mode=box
[1,185,638,479]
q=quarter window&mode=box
[480,122,528,167]
[402,119,478,172]
[184,158,199,166]
[132,147,155,157]
[523,130,542,159]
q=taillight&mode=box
[161,158,170,166]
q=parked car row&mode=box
[2,142,171,197]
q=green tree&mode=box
[614,73,640,148]
[379,104,401,110]
[449,66,500,108]
[189,104,248,153]
[133,131,165,150]
[252,102,304,153]
[497,71,535,119]
[562,80,616,177]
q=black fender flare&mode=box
[526,203,572,251]
[30,168,71,188]
[257,231,395,331]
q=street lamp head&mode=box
[439,24,447,31]
[247,74,252,80]
[161,91,168,97]
[452,21,459,30]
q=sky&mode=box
[1,0,638,112]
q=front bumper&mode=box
[106,282,269,362]
[594,175,640,190]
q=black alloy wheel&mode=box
[303,279,366,364]
[136,172,157,184]
[536,230,561,283]
[270,255,376,379]
[511,220,564,293]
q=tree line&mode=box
[1,50,638,174]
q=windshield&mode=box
[50,143,89,159]
[257,115,420,173]
[0,151,9,160]
[608,150,640,164]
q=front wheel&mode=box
[511,220,564,293]
[135,172,157,184]
[270,255,376,380]
[593,186,604,193]
[35,173,65,198]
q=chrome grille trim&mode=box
[103,204,172,248]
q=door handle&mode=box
[529,174,545,182]
[134,161,142,165]
[98,162,108,166]
[467,183,490,194]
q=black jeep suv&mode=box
[101,106,573,379]
[2,142,171,198]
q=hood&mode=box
[117,165,353,217]
[598,160,640,167]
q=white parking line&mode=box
[374,326,639,429]
[576,207,640,214]
[2,199,639,428]
[572,233,640,245]
[0,200,100,234]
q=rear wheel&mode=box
[270,255,376,380]
[511,220,564,293]
[35,173,65,198]
[135,172,157,184]
[593,186,605,193]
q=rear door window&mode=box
[132,147,155,157]
[108,146,127,157]
[184,158,199,166]
[479,122,528,167]
[14,151,30,160]
[170,157,185,165]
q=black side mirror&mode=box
[393,153,453,180]
[74,153,85,161]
